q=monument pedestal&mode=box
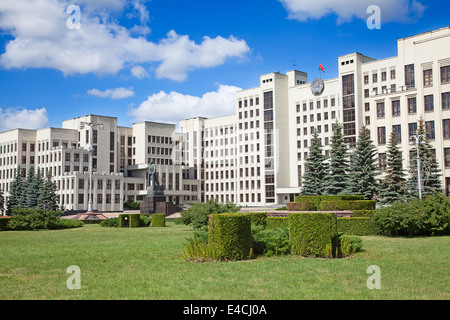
[140,185,166,215]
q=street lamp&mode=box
[80,121,104,213]
[409,131,426,200]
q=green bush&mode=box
[140,214,151,227]
[0,217,11,231]
[208,213,253,261]
[182,238,224,262]
[124,201,141,210]
[129,214,141,228]
[118,214,129,228]
[320,200,376,211]
[287,202,317,211]
[337,234,363,258]
[7,209,82,230]
[246,212,267,227]
[252,226,290,257]
[100,217,119,227]
[351,210,375,217]
[289,212,338,258]
[180,199,241,230]
[266,217,289,229]
[372,194,450,236]
[151,213,166,227]
[337,217,379,236]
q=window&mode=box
[343,109,355,122]
[408,123,418,138]
[392,125,402,143]
[391,69,396,80]
[443,119,450,139]
[405,64,415,88]
[442,92,450,110]
[379,153,387,171]
[424,95,434,112]
[377,127,386,145]
[377,102,385,118]
[408,97,417,114]
[381,71,387,81]
[364,75,369,84]
[425,121,435,140]
[423,69,433,86]
[441,66,450,84]
[392,100,401,116]
[372,73,378,83]
[445,148,450,168]
[342,74,355,95]
[343,123,356,136]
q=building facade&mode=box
[1,27,449,214]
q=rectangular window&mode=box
[378,153,387,171]
[342,74,355,95]
[377,102,385,118]
[423,69,433,86]
[444,148,450,168]
[392,125,402,143]
[405,64,415,88]
[408,97,417,114]
[425,121,435,140]
[441,66,450,84]
[392,100,401,116]
[343,123,356,136]
[343,109,355,122]
[443,119,450,139]
[377,127,386,145]
[391,69,396,80]
[442,92,450,110]
[408,123,418,138]
[424,95,434,112]
[264,91,273,110]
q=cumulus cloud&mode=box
[0,107,49,132]
[87,87,135,100]
[279,0,426,24]
[130,65,150,79]
[128,84,241,124]
[0,0,250,81]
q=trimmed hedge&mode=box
[150,213,166,227]
[0,217,11,231]
[337,217,380,236]
[351,210,375,217]
[208,213,253,261]
[118,214,129,228]
[287,202,317,211]
[129,214,141,228]
[289,212,338,258]
[266,217,289,229]
[320,200,376,211]
[246,212,267,227]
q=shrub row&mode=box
[266,217,289,229]
[337,217,380,236]
[351,210,375,217]
[0,217,11,231]
[290,195,375,212]
[118,213,155,228]
[6,209,84,230]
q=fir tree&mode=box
[25,165,38,209]
[38,174,59,211]
[7,165,24,214]
[0,188,4,215]
[348,126,379,200]
[406,118,443,197]
[300,129,328,195]
[379,132,406,204]
[324,121,351,195]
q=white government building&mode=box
[1,27,450,213]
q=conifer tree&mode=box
[324,121,351,195]
[406,118,443,197]
[300,129,328,195]
[38,174,59,211]
[25,165,38,209]
[348,126,379,199]
[379,132,406,204]
[0,188,4,215]
[7,165,24,214]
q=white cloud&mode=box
[0,0,250,81]
[130,65,150,79]
[128,84,241,124]
[0,107,49,132]
[279,0,426,23]
[87,87,135,100]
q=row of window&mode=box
[296,98,337,112]
[377,119,450,144]
[238,97,260,108]
[296,111,337,124]
[364,69,396,85]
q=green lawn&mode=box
[0,223,448,300]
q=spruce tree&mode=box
[7,165,24,214]
[300,129,328,195]
[25,165,38,209]
[406,118,443,197]
[324,121,351,195]
[0,188,4,216]
[379,132,406,204]
[38,175,59,211]
[348,126,379,200]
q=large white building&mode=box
[1,27,449,213]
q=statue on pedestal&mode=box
[147,160,164,196]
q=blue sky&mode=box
[0,0,448,131]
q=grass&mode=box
[0,222,449,300]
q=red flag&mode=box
[319,64,325,72]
